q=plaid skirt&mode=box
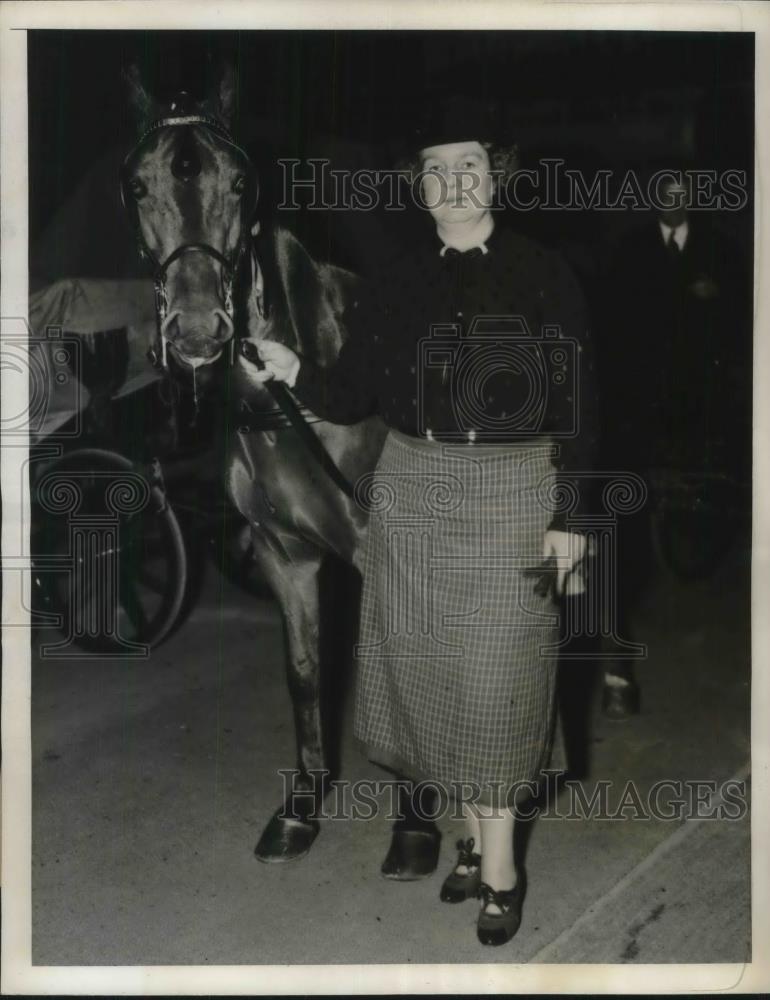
[353,430,561,807]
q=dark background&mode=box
[27,29,755,482]
[28,29,754,284]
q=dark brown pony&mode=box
[122,67,388,861]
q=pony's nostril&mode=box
[166,316,182,342]
[163,313,181,342]
[215,309,235,342]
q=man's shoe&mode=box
[476,876,526,946]
[380,827,440,881]
[602,679,641,719]
[440,837,482,903]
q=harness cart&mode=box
[27,279,262,657]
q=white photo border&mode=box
[2,1,768,994]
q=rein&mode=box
[122,110,356,501]
[237,341,356,500]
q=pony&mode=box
[121,65,396,863]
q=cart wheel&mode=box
[32,447,187,654]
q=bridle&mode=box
[120,105,357,500]
[120,112,259,371]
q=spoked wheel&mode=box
[31,448,187,655]
[649,469,740,582]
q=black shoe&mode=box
[440,837,482,903]
[476,876,526,946]
[380,827,440,881]
[602,680,641,719]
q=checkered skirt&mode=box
[353,430,560,806]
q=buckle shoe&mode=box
[476,875,526,946]
[440,837,482,903]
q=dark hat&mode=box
[410,94,500,155]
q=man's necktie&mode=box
[667,230,681,257]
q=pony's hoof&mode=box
[602,681,641,720]
[254,814,319,863]
[381,828,440,881]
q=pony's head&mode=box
[122,65,259,376]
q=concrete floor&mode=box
[31,531,751,966]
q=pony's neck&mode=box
[243,242,299,353]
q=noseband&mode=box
[122,109,358,499]
[121,114,259,370]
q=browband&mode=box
[136,114,234,147]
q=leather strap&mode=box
[238,341,356,499]
[235,400,325,433]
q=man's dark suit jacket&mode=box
[596,215,751,478]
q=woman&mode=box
[254,99,596,946]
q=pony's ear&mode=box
[123,64,155,132]
[215,62,236,130]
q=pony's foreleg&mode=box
[251,535,327,863]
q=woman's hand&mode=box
[543,530,588,596]
[249,339,301,387]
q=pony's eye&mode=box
[129,177,147,199]
[233,174,247,195]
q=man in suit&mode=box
[595,168,751,717]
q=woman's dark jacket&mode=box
[293,222,598,532]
